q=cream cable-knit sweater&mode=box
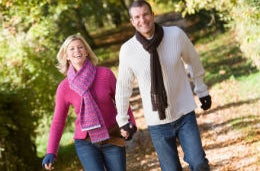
[116,26,209,126]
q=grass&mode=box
[237,72,260,98]
[196,31,258,88]
[194,31,259,170]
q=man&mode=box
[116,0,211,170]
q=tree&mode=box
[156,0,260,69]
[0,89,41,171]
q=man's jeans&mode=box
[148,111,210,171]
[75,139,126,171]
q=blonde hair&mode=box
[56,34,98,75]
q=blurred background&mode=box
[0,0,259,170]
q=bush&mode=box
[231,0,260,69]
[0,90,41,171]
[178,0,260,69]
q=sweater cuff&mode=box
[193,76,209,98]
[116,114,130,127]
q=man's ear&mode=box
[130,18,134,26]
[151,12,155,18]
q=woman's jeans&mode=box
[148,111,210,171]
[75,139,126,171]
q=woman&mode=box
[42,34,136,171]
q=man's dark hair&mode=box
[128,0,153,18]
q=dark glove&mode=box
[42,153,55,168]
[199,95,212,110]
[120,122,137,141]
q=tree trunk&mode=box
[75,9,96,48]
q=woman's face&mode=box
[66,39,88,71]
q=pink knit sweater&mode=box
[46,66,135,155]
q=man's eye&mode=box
[133,16,139,20]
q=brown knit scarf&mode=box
[135,23,168,120]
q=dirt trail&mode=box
[125,80,260,171]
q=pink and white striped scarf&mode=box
[67,60,109,143]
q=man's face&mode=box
[130,5,155,38]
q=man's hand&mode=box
[199,95,212,110]
[120,122,137,141]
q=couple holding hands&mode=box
[42,1,211,171]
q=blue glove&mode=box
[42,153,55,168]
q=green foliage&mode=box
[172,0,260,69]
[0,1,134,169]
[149,0,178,14]
[0,90,41,171]
[0,1,62,169]
[197,31,258,86]
[231,0,260,69]
[237,72,260,99]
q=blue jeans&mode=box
[148,111,210,171]
[74,139,126,171]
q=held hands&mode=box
[120,122,137,141]
[42,153,55,170]
[199,95,212,110]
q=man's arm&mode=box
[115,48,135,127]
[179,28,211,110]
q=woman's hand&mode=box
[42,153,55,170]
[120,122,137,140]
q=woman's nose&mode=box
[75,47,80,52]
